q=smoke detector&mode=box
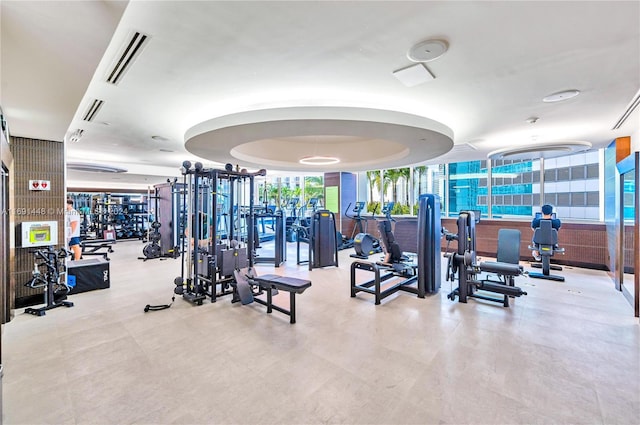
[407,39,448,63]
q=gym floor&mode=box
[3,239,639,424]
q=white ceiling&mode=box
[1,1,639,190]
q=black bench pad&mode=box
[479,261,523,276]
[254,274,312,294]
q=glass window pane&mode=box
[571,165,586,180]
[544,169,556,181]
[383,167,411,215]
[365,170,382,214]
[533,193,540,206]
[571,192,586,206]
[544,151,600,219]
[447,160,488,217]
[412,164,445,216]
[557,192,570,206]
[586,163,599,179]
[544,193,556,205]
[557,167,570,181]
[490,159,538,217]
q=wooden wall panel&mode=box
[386,217,609,270]
[440,218,608,269]
[10,137,65,302]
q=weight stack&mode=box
[417,194,441,295]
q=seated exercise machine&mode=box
[445,211,527,307]
[24,246,74,316]
[350,194,441,304]
[528,219,565,282]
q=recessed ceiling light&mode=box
[151,135,170,142]
[543,90,580,103]
[407,39,448,63]
[299,156,340,165]
[159,148,174,152]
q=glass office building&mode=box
[364,150,601,220]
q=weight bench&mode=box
[80,239,115,260]
[233,269,312,324]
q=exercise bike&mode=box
[24,246,74,316]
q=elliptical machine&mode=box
[337,201,365,251]
[24,246,74,316]
[350,202,388,259]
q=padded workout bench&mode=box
[251,274,312,324]
[81,239,115,260]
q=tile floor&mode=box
[2,239,639,424]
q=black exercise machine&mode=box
[350,195,441,304]
[337,201,366,251]
[381,201,395,221]
[445,211,527,307]
[350,232,381,259]
[24,246,74,316]
[169,161,266,306]
[350,202,382,259]
[308,209,339,270]
[528,219,565,281]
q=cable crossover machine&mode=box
[145,161,312,323]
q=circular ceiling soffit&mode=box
[487,141,592,160]
[184,107,454,172]
[67,162,128,173]
[407,39,449,63]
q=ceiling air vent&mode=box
[106,31,150,85]
[612,89,640,130]
[82,99,104,122]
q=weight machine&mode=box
[172,161,266,306]
[445,211,527,307]
[350,195,441,304]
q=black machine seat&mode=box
[478,228,525,306]
[479,261,523,277]
[532,220,562,250]
[528,220,565,281]
[253,274,312,294]
[480,228,523,279]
